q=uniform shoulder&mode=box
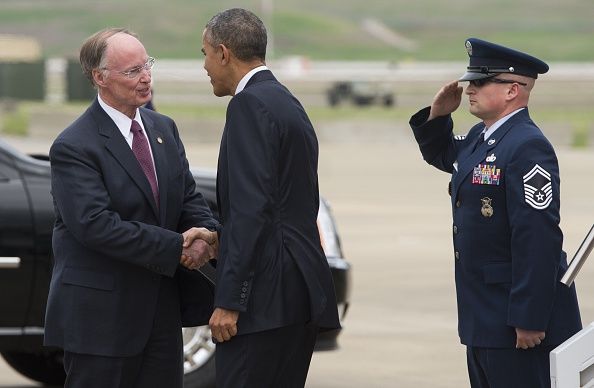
[518,124,550,145]
[506,124,556,162]
[505,113,550,144]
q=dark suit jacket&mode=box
[410,107,581,348]
[215,70,340,335]
[44,98,218,357]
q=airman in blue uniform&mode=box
[410,38,582,388]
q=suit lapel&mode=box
[141,114,168,225]
[92,101,160,219]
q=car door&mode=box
[17,156,54,329]
[0,148,35,335]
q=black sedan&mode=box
[0,138,351,387]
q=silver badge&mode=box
[488,139,496,145]
[523,164,552,210]
[481,197,493,217]
[486,153,496,163]
[465,41,473,56]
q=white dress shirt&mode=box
[483,107,526,140]
[235,65,269,95]
[97,95,157,179]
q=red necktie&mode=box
[130,120,159,207]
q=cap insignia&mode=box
[465,41,473,56]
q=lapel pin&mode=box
[486,153,496,163]
[157,137,163,144]
[488,139,496,145]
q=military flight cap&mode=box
[459,38,549,81]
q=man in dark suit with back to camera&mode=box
[409,38,582,387]
[194,8,340,388]
[44,27,219,388]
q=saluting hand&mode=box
[428,80,463,121]
[515,328,546,350]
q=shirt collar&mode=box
[235,65,268,95]
[483,107,525,140]
[97,94,144,140]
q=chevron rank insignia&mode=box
[523,164,552,209]
[454,134,467,141]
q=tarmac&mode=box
[1,113,594,387]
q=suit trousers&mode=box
[215,323,318,388]
[63,276,183,388]
[466,345,554,388]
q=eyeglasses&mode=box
[469,77,527,88]
[104,57,155,79]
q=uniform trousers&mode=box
[467,345,555,388]
[63,276,183,388]
[215,323,318,388]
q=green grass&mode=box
[1,106,29,136]
[0,0,593,60]
[570,122,589,148]
[534,110,594,146]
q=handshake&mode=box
[180,227,219,270]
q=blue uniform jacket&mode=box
[410,106,581,348]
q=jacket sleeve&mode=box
[409,106,458,173]
[505,136,563,331]
[215,93,276,312]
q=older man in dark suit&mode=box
[192,8,340,388]
[44,28,218,388]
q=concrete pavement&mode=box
[1,124,593,387]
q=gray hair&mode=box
[205,8,267,62]
[79,27,137,86]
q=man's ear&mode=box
[219,44,231,65]
[92,69,106,88]
[506,83,521,101]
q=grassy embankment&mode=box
[1,0,593,145]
